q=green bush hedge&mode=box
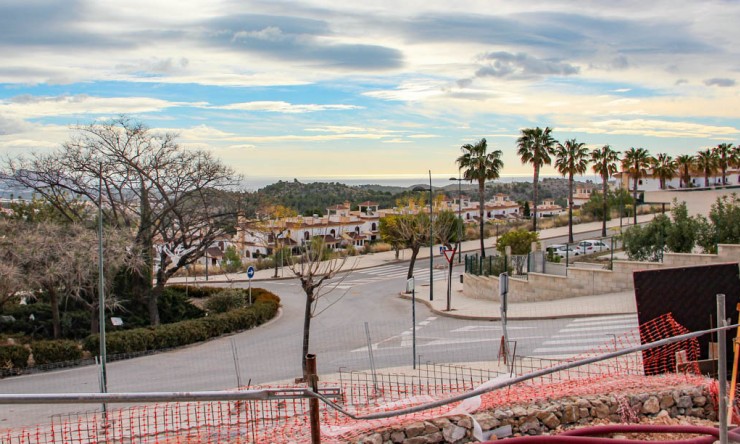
[0,345,30,371]
[84,289,280,356]
[30,340,82,366]
[166,285,224,299]
[204,289,246,313]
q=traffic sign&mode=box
[443,248,456,264]
[439,246,446,254]
[247,266,255,279]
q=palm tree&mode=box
[621,147,650,225]
[456,138,504,258]
[650,153,676,190]
[713,143,735,186]
[591,145,620,237]
[554,138,589,243]
[517,126,557,232]
[695,148,717,187]
[676,154,694,188]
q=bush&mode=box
[496,228,539,255]
[204,289,246,314]
[84,289,280,357]
[30,340,82,366]
[367,242,392,253]
[0,303,53,338]
[0,345,30,371]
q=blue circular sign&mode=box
[247,266,255,279]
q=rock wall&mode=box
[355,386,715,443]
[463,244,740,303]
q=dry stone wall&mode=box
[354,385,715,443]
[463,244,740,303]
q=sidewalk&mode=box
[171,214,653,319]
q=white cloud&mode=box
[0,95,199,119]
[561,119,740,138]
[218,101,362,113]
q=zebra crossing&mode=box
[336,263,460,288]
[531,314,639,357]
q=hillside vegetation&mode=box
[252,178,593,215]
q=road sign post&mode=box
[406,277,416,369]
[443,248,456,311]
[247,266,255,305]
[499,272,510,363]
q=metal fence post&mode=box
[718,295,728,444]
[306,354,321,444]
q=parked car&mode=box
[546,244,582,259]
[578,239,611,253]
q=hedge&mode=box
[0,345,30,372]
[84,290,280,356]
[30,340,83,366]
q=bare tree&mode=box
[287,237,351,377]
[243,204,298,278]
[379,209,460,280]
[3,117,241,325]
[0,219,141,336]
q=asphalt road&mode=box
[0,253,638,430]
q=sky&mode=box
[1,0,740,185]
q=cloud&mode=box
[363,79,448,101]
[0,0,124,48]
[219,101,362,113]
[115,58,190,76]
[704,78,736,87]
[202,14,403,70]
[562,119,740,138]
[0,94,200,119]
[474,52,580,80]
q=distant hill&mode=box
[252,178,595,216]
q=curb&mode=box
[398,292,636,321]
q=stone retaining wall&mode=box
[464,244,740,303]
[355,385,715,443]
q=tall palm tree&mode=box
[695,148,717,187]
[676,154,694,188]
[517,126,557,232]
[621,147,650,225]
[591,145,620,237]
[554,138,589,243]
[713,143,735,186]
[650,153,676,190]
[456,138,504,258]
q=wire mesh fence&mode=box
[0,313,724,444]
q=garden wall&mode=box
[355,385,715,443]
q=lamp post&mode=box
[413,171,434,302]
[449,174,463,263]
[428,170,433,302]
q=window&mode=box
[371,222,377,231]
[304,231,310,240]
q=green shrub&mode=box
[158,287,205,323]
[84,289,280,356]
[204,289,246,314]
[166,285,223,299]
[30,340,82,365]
[0,303,53,338]
[0,345,30,370]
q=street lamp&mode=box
[413,170,434,301]
[449,174,464,263]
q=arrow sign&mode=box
[443,248,456,264]
[247,266,255,279]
